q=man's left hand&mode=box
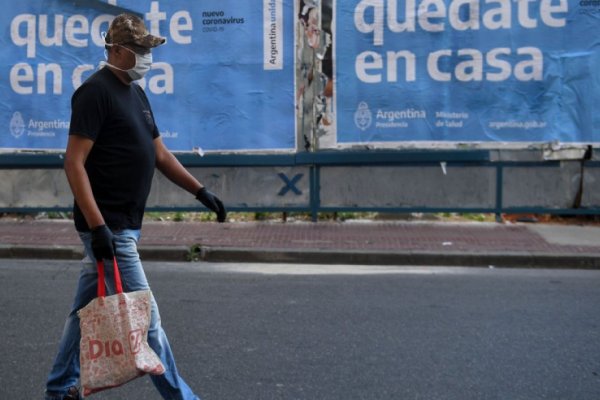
[196,187,227,222]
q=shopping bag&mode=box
[78,257,165,396]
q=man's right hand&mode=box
[91,225,115,260]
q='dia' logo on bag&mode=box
[89,339,125,360]
[88,330,143,359]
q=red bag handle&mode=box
[96,257,124,297]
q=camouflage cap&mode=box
[105,13,165,49]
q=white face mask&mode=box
[105,44,152,80]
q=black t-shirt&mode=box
[69,67,160,232]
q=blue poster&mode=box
[1,0,295,152]
[334,0,600,144]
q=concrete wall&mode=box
[583,167,600,207]
[0,169,72,209]
[0,152,598,213]
[502,162,582,209]
[148,166,311,209]
[0,166,312,211]
[319,166,497,209]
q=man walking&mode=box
[44,13,225,400]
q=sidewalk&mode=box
[0,218,599,268]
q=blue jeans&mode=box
[45,229,200,400]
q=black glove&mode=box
[196,187,227,222]
[91,224,115,260]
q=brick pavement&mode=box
[0,218,599,257]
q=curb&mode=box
[0,244,84,260]
[1,244,599,269]
[198,247,600,269]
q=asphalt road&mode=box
[1,260,599,400]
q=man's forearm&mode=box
[155,147,203,195]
